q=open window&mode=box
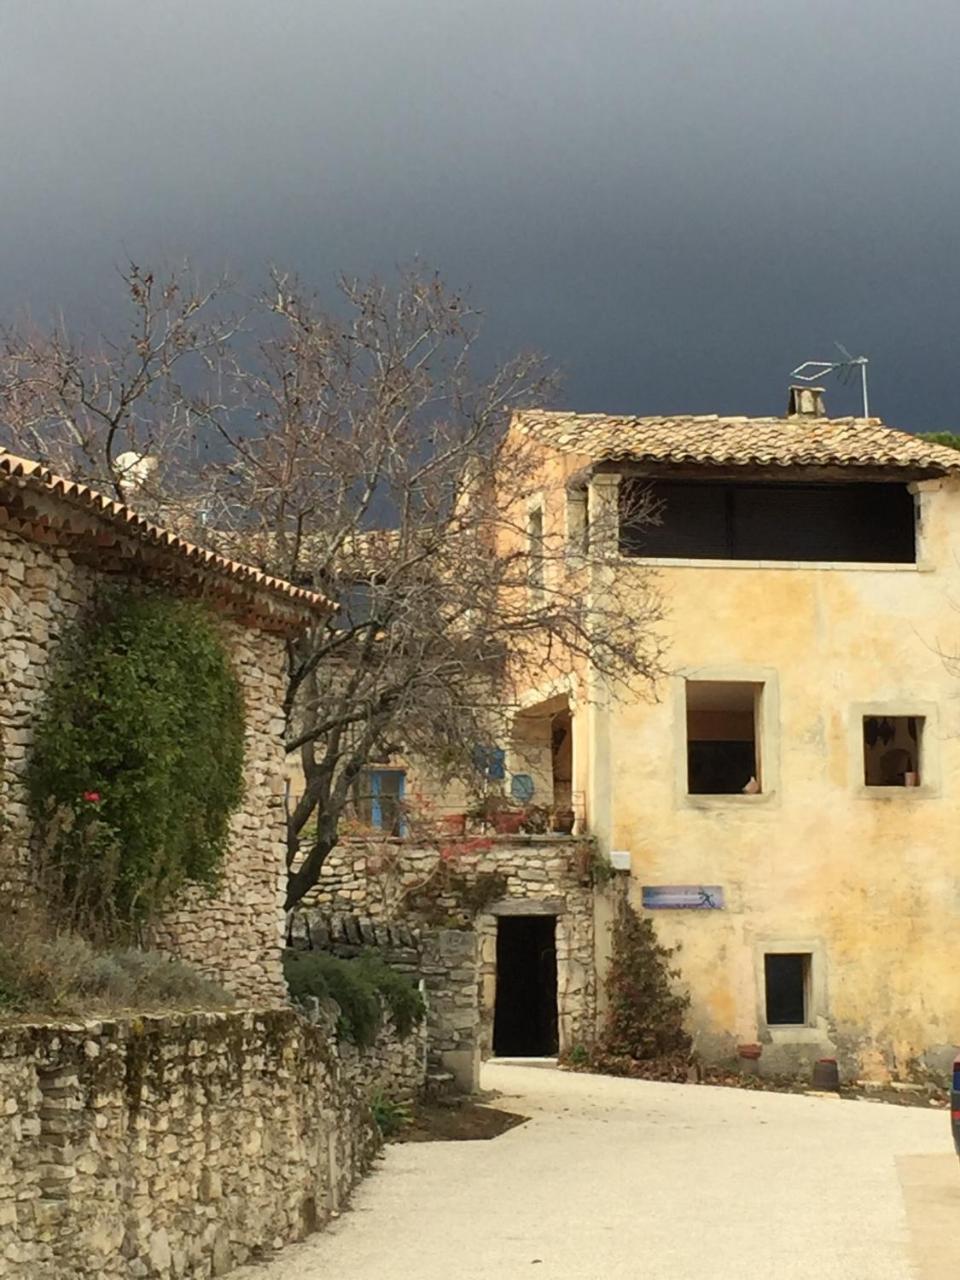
[686,680,762,795]
[764,953,811,1026]
[862,715,923,787]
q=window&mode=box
[863,715,923,787]
[764,953,811,1026]
[620,480,916,564]
[528,505,545,601]
[686,681,762,795]
[355,769,406,835]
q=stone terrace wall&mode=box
[306,835,598,1061]
[289,911,481,1091]
[0,1006,426,1279]
[0,527,289,1005]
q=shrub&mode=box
[599,901,692,1062]
[27,591,245,937]
[283,949,425,1046]
[370,1090,412,1138]
[355,953,425,1038]
[0,921,232,1016]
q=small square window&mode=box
[686,680,762,795]
[862,715,923,787]
[764,953,810,1025]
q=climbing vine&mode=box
[28,591,245,937]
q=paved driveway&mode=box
[238,1063,958,1280]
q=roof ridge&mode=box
[512,409,960,472]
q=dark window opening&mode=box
[686,681,762,795]
[493,916,558,1056]
[620,480,916,564]
[863,716,923,786]
[764,953,810,1025]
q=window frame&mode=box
[849,700,939,800]
[755,939,826,1038]
[674,667,780,809]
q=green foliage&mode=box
[599,902,692,1062]
[918,431,960,451]
[27,591,245,936]
[370,1090,412,1139]
[282,949,425,1046]
[0,921,232,1016]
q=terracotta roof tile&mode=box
[0,449,332,616]
[514,410,960,473]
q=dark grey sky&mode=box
[2,0,959,429]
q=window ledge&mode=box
[763,1026,823,1043]
[619,556,919,573]
[856,785,938,800]
[682,792,775,808]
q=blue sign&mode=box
[642,885,725,910]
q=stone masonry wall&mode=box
[306,835,598,1063]
[0,528,289,1006]
[288,910,481,1091]
[0,1006,426,1278]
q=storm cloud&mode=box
[1,0,958,427]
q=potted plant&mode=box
[551,807,576,835]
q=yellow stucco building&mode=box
[508,389,960,1082]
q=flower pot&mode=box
[551,808,575,835]
[493,811,524,835]
[439,813,467,836]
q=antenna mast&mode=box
[791,343,870,417]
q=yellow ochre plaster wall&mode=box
[589,472,960,1082]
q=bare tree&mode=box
[0,263,664,911]
[0,262,235,506]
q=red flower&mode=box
[82,791,101,804]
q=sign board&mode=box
[641,885,724,910]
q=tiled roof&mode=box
[514,410,960,473]
[0,449,332,616]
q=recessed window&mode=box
[764,953,810,1025]
[862,715,923,787]
[355,769,406,835]
[528,505,545,601]
[686,681,762,795]
[620,479,916,564]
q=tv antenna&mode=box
[790,343,870,417]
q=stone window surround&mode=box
[849,699,940,799]
[673,665,781,810]
[754,937,828,1040]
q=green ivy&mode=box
[27,591,245,936]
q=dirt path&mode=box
[235,1062,957,1280]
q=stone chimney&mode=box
[787,385,826,417]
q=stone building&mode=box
[504,388,960,1082]
[0,448,329,1004]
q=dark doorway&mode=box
[493,915,559,1056]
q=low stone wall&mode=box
[290,911,482,1092]
[306,835,599,1063]
[0,1007,426,1279]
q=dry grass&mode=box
[0,917,233,1019]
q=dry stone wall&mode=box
[288,910,481,1091]
[0,1006,426,1278]
[0,528,289,1005]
